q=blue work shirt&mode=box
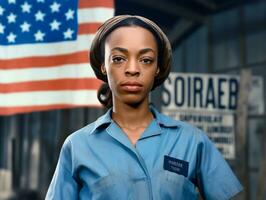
[46,107,243,200]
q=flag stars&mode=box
[0,23,5,34]
[21,2,32,13]
[20,22,31,32]
[34,30,45,41]
[63,28,74,39]
[50,19,61,31]
[50,2,61,13]
[0,6,5,16]
[7,13,17,23]
[35,10,45,21]
[7,32,17,43]
[8,0,16,4]
[65,9,74,20]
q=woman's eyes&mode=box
[140,58,154,64]
[111,56,154,64]
[112,56,125,63]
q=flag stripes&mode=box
[0,51,89,69]
[1,64,95,83]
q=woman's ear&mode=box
[101,65,107,75]
[155,67,160,76]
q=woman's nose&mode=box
[125,59,140,76]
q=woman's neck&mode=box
[112,100,154,145]
[112,100,153,129]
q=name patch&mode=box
[163,155,189,177]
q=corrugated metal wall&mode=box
[0,108,105,198]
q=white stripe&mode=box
[0,64,96,83]
[0,90,100,107]
[78,8,114,23]
[0,35,93,59]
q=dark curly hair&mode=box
[90,15,172,108]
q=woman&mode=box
[46,15,243,200]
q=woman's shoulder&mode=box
[66,110,112,143]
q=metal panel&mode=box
[0,108,105,198]
[212,9,241,70]
[185,26,208,73]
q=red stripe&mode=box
[78,23,102,35]
[79,0,114,8]
[0,51,89,69]
[0,78,102,93]
[0,104,102,116]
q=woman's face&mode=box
[103,26,159,106]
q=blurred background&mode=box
[0,0,265,199]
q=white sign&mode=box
[162,72,264,159]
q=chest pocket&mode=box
[87,175,120,200]
[154,170,198,200]
[84,174,149,200]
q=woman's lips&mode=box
[120,82,143,92]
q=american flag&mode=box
[0,0,114,115]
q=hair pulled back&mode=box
[90,15,172,108]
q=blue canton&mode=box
[0,0,78,45]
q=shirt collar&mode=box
[90,108,113,133]
[150,106,179,128]
[90,106,179,134]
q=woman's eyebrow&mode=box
[139,48,156,55]
[111,47,128,53]
[110,47,156,55]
